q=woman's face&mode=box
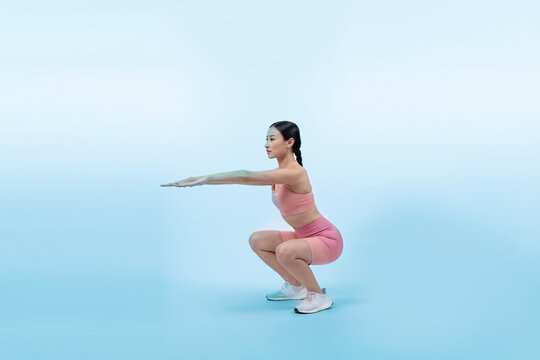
[265,127,293,158]
[265,127,279,158]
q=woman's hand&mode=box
[160,175,209,188]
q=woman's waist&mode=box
[293,215,338,235]
[282,208,322,228]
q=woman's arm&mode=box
[161,167,302,187]
[205,167,302,185]
[161,170,247,187]
[243,168,304,185]
[206,170,249,184]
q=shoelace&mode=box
[282,282,291,291]
[304,291,316,303]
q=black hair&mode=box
[269,121,303,167]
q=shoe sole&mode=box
[294,302,333,314]
[266,295,306,301]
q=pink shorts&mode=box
[279,216,343,265]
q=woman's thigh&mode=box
[280,233,342,265]
[249,230,284,252]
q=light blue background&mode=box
[1,1,539,359]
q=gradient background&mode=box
[1,1,539,359]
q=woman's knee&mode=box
[249,231,281,251]
[248,232,260,250]
[249,231,268,250]
[275,243,295,263]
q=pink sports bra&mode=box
[271,184,316,216]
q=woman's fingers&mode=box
[161,176,206,187]
[174,181,199,187]
[160,182,184,187]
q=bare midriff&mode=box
[275,184,323,229]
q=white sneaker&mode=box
[266,282,308,301]
[294,288,333,314]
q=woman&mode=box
[161,121,343,314]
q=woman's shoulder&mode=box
[286,165,311,192]
[284,164,307,179]
[288,163,307,173]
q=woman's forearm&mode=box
[206,170,248,184]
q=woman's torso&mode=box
[272,168,323,228]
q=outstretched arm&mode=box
[161,167,303,187]
[243,168,304,185]
[206,170,249,184]
[161,170,249,187]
